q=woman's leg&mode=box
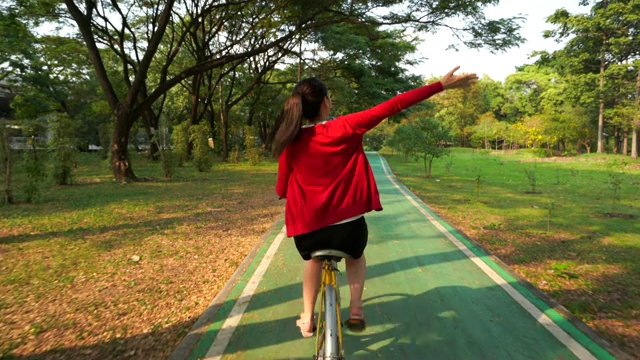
[345,254,366,317]
[300,257,322,332]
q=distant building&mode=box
[0,81,14,119]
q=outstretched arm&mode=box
[342,66,477,135]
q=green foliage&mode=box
[11,112,48,203]
[444,158,454,174]
[549,260,579,279]
[391,118,451,177]
[49,114,78,185]
[152,118,177,178]
[243,125,261,166]
[474,172,483,202]
[431,79,486,147]
[21,142,47,203]
[189,123,213,172]
[524,166,538,193]
[532,147,548,158]
[364,121,395,151]
[387,124,413,161]
[363,129,385,151]
[171,121,190,167]
[98,122,112,160]
[541,1,640,154]
[503,65,564,118]
[0,123,14,204]
[313,23,423,115]
[607,171,624,213]
[470,112,500,149]
[544,201,558,234]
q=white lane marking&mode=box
[205,227,287,359]
[376,154,596,360]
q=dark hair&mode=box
[272,77,328,157]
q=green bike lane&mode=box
[171,152,619,360]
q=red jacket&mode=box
[276,81,444,237]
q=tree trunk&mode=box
[622,128,628,156]
[1,125,12,204]
[207,102,216,151]
[597,33,607,153]
[220,108,229,160]
[111,107,137,182]
[633,69,640,159]
[633,128,639,159]
[613,126,620,154]
[142,109,159,159]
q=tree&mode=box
[307,22,423,115]
[543,0,640,154]
[6,0,524,181]
[62,0,309,181]
[388,122,414,161]
[398,118,452,177]
[502,65,564,121]
[633,65,640,158]
[432,77,485,146]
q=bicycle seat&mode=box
[311,249,349,261]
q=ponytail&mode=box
[272,94,303,157]
[272,77,327,157]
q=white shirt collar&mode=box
[302,121,328,128]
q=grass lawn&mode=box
[1,152,283,359]
[383,147,640,356]
[2,148,639,358]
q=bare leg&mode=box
[345,254,366,318]
[300,258,322,332]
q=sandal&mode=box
[344,315,366,332]
[296,314,315,338]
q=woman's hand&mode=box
[440,66,478,90]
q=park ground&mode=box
[0,149,638,359]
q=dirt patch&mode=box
[518,156,576,163]
[0,172,284,359]
[599,212,638,220]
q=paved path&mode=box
[172,153,617,360]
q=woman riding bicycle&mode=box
[274,66,478,337]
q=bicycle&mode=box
[311,249,348,360]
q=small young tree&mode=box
[189,123,213,172]
[404,118,452,177]
[97,122,112,160]
[243,125,261,166]
[364,121,395,151]
[171,121,189,167]
[49,114,78,185]
[388,124,414,161]
[21,133,47,202]
[0,121,13,204]
[152,117,176,178]
[11,92,49,201]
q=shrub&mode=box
[49,114,78,185]
[189,123,213,172]
[243,126,261,166]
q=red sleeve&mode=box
[341,82,444,135]
[276,147,290,198]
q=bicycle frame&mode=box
[315,258,344,360]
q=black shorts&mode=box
[293,217,368,261]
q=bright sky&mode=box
[410,0,589,82]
